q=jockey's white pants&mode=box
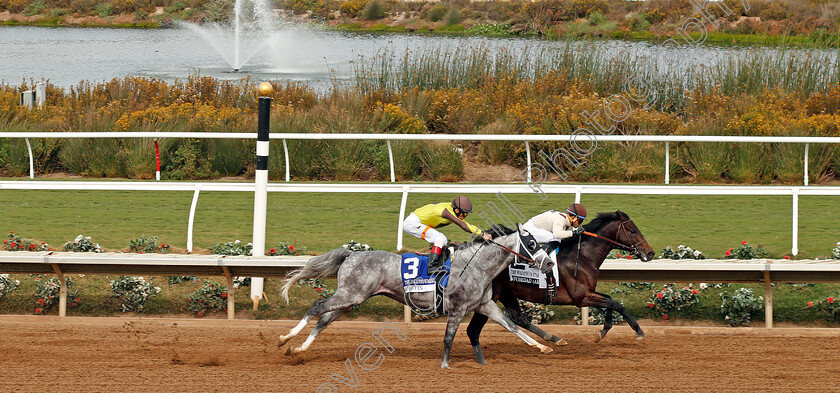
[403,213,447,248]
[523,220,559,244]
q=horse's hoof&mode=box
[539,346,553,354]
[554,338,568,346]
[636,332,646,341]
[595,331,605,343]
[441,363,450,369]
[476,358,487,365]
[278,336,291,348]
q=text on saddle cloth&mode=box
[400,253,451,293]
[508,249,560,289]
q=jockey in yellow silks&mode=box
[403,196,492,273]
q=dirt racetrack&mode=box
[2,316,840,393]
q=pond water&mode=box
[0,24,831,90]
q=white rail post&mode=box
[35,82,45,109]
[396,186,410,251]
[251,82,273,309]
[526,141,532,183]
[25,138,34,179]
[803,143,809,186]
[665,141,670,185]
[397,185,411,323]
[186,185,201,253]
[282,139,290,182]
[575,187,587,324]
[387,140,396,183]
[51,263,66,317]
[222,266,235,320]
[792,188,799,256]
[763,270,773,328]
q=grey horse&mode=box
[279,225,553,368]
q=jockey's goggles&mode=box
[566,209,586,221]
[456,207,471,214]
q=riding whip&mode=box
[459,241,486,277]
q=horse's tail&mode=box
[281,248,353,304]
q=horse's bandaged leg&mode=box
[280,317,311,344]
[477,302,553,354]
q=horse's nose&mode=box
[646,251,655,261]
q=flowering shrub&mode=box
[647,284,700,319]
[4,231,49,252]
[268,241,305,256]
[211,240,251,256]
[0,274,20,299]
[575,305,624,326]
[699,282,731,290]
[187,281,228,317]
[233,277,251,288]
[518,300,554,324]
[618,282,656,290]
[34,276,80,314]
[724,241,768,259]
[297,279,336,300]
[607,249,636,259]
[832,242,840,259]
[807,293,840,320]
[342,240,373,252]
[63,234,102,253]
[128,235,170,254]
[167,276,197,285]
[719,288,763,326]
[110,276,161,312]
[611,282,655,295]
[660,245,705,260]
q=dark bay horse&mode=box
[466,211,655,364]
[278,224,554,368]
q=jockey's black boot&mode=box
[427,249,443,275]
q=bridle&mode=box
[582,218,645,256]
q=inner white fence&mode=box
[2,132,839,185]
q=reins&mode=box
[488,239,534,263]
[581,231,627,249]
[459,238,536,278]
[581,219,645,253]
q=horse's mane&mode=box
[553,210,628,253]
[456,224,516,250]
[582,211,627,234]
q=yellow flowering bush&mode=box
[376,102,426,134]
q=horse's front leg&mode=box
[475,301,553,356]
[581,291,645,342]
[499,293,567,346]
[466,312,489,365]
[441,309,466,369]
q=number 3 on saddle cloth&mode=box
[401,253,451,315]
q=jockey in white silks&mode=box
[522,203,588,244]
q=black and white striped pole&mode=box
[250,81,273,309]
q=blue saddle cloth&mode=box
[400,253,450,293]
